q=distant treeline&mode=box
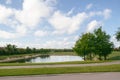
[113,47,120,51]
[0,44,73,56]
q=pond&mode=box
[13,55,84,63]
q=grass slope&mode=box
[108,51,120,60]
[0,64,119,76]
[0,60,111,66]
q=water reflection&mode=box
[8,55,83,63]
[26,55,83,63]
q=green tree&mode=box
[26,47,32,53]
[5,44,17,55]
[73,27,113,61]
[94,27,113,60]
[32,48,36,53]
[116,28,120,41]
[73,33,95,60]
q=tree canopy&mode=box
[73,33,95,60]
[73,27,113,60]
[116,28,120,41]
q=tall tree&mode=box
[73,33,95,60]
[94,27,113,60]
[5,44,18,55]
[116,28,120,41]
[26,47,32,53]
[73,27,113,60]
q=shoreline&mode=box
[0,54,49,63]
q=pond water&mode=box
[15,55,84,63]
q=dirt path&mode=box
[0,72,119,80]
[0,61,120,69]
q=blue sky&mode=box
[0,0,120,48]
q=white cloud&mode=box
[86,20,101,32]
[0,30,16,39]
[0,0,113,49]
[42,39,74,49]
[86,3,93,10]
[103,9,112,19]
[6,0,12,4]
[0,36,77,49]
[0,41,22,47]
[16,25,27,36]
[111,36,120,48]
[40,36,80,49]
[67,8,74,16]
[15,0,52,28]
[0,5,14,25]
[89,9,112,19]
[34,30,48,37]
[74,35,79,41]
[45,0,57,6]
[49,11,88,34]
[52,30,65,35]
[0,0,55,38]
[50,8,111,35]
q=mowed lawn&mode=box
[108,51,120,60]
[0,64,119,76]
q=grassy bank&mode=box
[0,60,111,66]
[0,64,119,76]
[50,52,76,55]
[0,54,49,63]
[0,53,40,60]
[108,51,120,60]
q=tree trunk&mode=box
[104,55,107,60]
[89,53,92,60]
[99,55,102,60]
[83,49,86,60]
[83,55,86,61]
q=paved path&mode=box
[0,72,120,80]
[0,61,120,69]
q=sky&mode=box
[0,0,120,49]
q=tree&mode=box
[94,27,113,60]
[26,47,32,53]
[73,27,113,60]
[116,28,120,41]
[5,44,17,55]
[32,48,36,53]
[73,33,95,60]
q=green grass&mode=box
[0,64,119,76]
[0,60,111,66]
[50,52,76,55]
[108,51,120,60]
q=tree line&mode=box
[0,44,73,56]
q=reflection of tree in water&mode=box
[7,54,50,63]
[39,55,50,59]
